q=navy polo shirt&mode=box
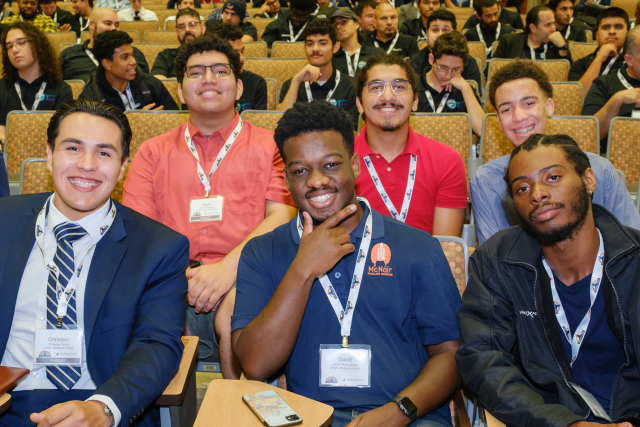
[232,203,461,423]
[553,273,626,417]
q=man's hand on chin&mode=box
[345,402,411,427]
[30,400,112,427]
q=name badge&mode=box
[570,382,612,422]
[34,328,84,367]
[190,196,223,222]
[319,344,371,387]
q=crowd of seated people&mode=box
[1,0,640,425]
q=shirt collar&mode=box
[187,112,240,141]
[357,124,420,157]
[48,193,112,242]
[622,67,640,84]
[310,67,337,90]
[15,74,44,86]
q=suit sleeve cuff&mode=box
[86,395,122,426]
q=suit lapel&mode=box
[83,204,128,349]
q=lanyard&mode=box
[564,25,570,39]
[289,19,307,42]
[305,70,340,101]
[618,69,635,90]
[184,118,243,197]
[117,83,138,110]
[476,22,500,57]
[85,48,98,66]
[79,17,90,32]
[52,11,57,24]
[603,48,622,75]
[425,89,449,113]
[362,154,416,222]
[14,81,47,111]
[414,2,419,19]
[296,197,373,345]
[543,230,604,366]
[344,47,361,77]
[374,32,400,54]
[35,195,116,325]
[529,42,547,61]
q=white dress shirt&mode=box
[117,6,159,21]
[0,195,121,425]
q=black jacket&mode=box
[463,7,524,31]
[494,31,572,62]
[457,205,640,427]
[79,65,178,111]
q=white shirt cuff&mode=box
[86,395,122,426]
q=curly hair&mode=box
[354,52,418,100]
[1,22,61,83]
[488,59,553,110]
[174,34,242,83]
[207,22,243,41]
[274,100,354,163]
[93,30,134,64]
[302,18,337,45]
[48,99,132,162]
[432,30,469,63]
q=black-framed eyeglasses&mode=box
[5,38,29,51]
[363,79,411,96]
[184,63,232,79]
[177,21,199,30]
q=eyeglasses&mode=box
[363,79,411,96]
[177,21,199,30]
[5,38,29,51]
[433,61,463,76]
[185,63,232,79]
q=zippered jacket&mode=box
[457,204,640,427]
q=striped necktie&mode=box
[46,222,88,393]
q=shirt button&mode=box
[202,230,207,234]
[40,317,44,321]
[375,155,380,159]
[334,272,341,279]
[387,167,391,172]
[33,372,38,377]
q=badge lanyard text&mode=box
[305,70,340,102]
[362,154,416,222]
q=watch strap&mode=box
[389,395,418,422]
[102,403,115,427]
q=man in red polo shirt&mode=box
[354,54,467,236]
[122,35,296,378]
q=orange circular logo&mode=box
[370,243,391,266]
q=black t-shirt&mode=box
[464,23,515,54]
[557,23,587,43]
[279,68,359,128]
[417,72,479,113]
[205,19,258,41]
[582,67,640,117]
[262,11,314,46]
[332,44,383,77]
[312,5,337,19]
[68,14,91,39]
[46,7,73,29]
[522,43,549,61]
[409,47,483,91]
[362,31,419,58]
[60,40,149,82]
[237,69,267,112]
[0,75,73,125]
[399,17,427,41]
[151,48,178,78]
[569,47,626,81]
[463,8,524,30]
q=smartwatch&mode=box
[389,396,418,422]
[560,43,569,50]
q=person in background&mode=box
[463,1,523,31]
[0,0,14,22]
[0,0,57,32]
[205,0,258,42]
[399,0,442,41]
[95,0,131,11]
[164,0,204,24]
[167,0,200,8]
[332,9,383,77]
[547,0,586,42]
[117,0,159,22]
[355,0,377,34]
[363,3,419,57]
[69,0,94,41]
[255,0,286,18]
[152,8,204,79]
[262,0,316,46]
[463,0,515,59]
[39,0,73,31]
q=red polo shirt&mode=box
[123,113,294,263]
[354,124,467,234]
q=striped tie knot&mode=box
[53,222,88,245]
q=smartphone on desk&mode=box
[243,390,303,427]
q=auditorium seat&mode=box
[4,111,53,179]
[243,57,308,87]
[133,42,180,66]
[245,17,275,30]
[244,41,268,58]
[606,117,640,190]
[65,79,85,99]
[265,78,278,110]
[59,42,76,53]
[435,236,470,297]
[81,30,140,43]
[488,58,570,82]
[240,110,283,131]
[45,32,75,54]
[569,42,598,62]
[144,30,178,43]
[467,41,487,70]
[160,78,182,110]
[125,110,190,157]
[271,41,306,58]
[119,20,160,33]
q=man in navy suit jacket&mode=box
[0,99,189,427]
[0,151,8,198]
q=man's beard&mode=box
[374,102,403,132]
[483,21,498,30]
[21,10,36,19]
[517,180,590,246]
[305,186,355,226]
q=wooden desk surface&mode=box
[155,336,199,406]
[194,380,334,427]
[0,394,11,415]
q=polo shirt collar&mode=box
[290,200,385,244]
[357,124,420,158]
[310,67,337,90]
[187,111,241,141]
[14,73,44,86]
[621,67,640,85]
[421,70,443,94]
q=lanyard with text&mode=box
[79,17,90,32]
[529,42,547,61]
[296,197,373,346]
[305,70,340,102]
[425,90,449,113]
[603,48,622,75]
[289,19,308,42]
[543,229,604,366]
[85,48,99,66]
[117,83,138,110]
[476,22,500,57]
[617,69,634,89]
[344,48,361,77]
[374,32,400,54]
[184,118,243,197]
[35,195,116,326]
[362,154,416,222]
[420,28,427,41]
[14,81,47,111]
[564,25,570,40]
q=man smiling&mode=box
[469,60,640,245]
[331,9,382,77]
[232,100,462,427]
[79,31,177,111]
